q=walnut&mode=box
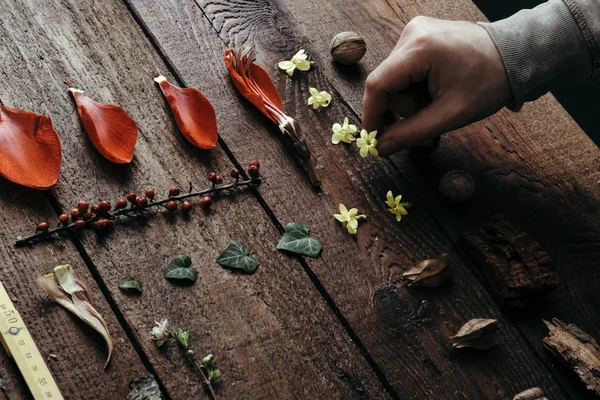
[330,32,366,65]
[438,170,475,204]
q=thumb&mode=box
[376,95,460,156]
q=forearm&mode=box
[478,0,600,110]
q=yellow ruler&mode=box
[0,281,63,399]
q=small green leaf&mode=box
[173,327,190,348]
[276,223,322,258]
[216,241,258,274]
[208,370,222,381]
[119,276,143,294]
[164,255,198,283]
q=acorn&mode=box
[330,32,367,65]
[439,170,476,204]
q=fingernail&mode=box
[377,139,396,157]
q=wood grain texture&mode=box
[0,0,390,398]
[0,181,149,398]
[124,0,588,398]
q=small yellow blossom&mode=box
[356,129,378,158]
[385,191,411,222]
[307,88,331,109]
[334,203,367,235]
[278,49,313,76]
[331,117,358,144]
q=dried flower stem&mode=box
[15,178,260,247]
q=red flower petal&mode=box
[70,89,138,164]
[0,105,62,189]
[154,76,218,150]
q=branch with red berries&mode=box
[15,161,262,247]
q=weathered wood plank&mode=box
[0,181,150,398]
[269,0,600,397]
[125,0,582,398]
[0,0,391,398]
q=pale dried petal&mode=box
[403,253,451,287]
[450,318,499,350]
[38,265,113,368]
[513,387,547,400]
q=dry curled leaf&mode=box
[403,253,451,287]
[450,318,499,350]
[513,387,548,400]
[37,265,113,368]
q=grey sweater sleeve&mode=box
[478,0,600,110]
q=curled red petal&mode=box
[155,76,218,150]
[71,90,138,164]
[0,105,62,189]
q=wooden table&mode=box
[0,0,598,399]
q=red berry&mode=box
[169,186,181,197]
[136,197,148,209]
[116,199,127,209]
[145,189,155,200]
[127,193,137,204]
[248,165,259,178]
[91,204,99,214]
[58,214,69,225]
[94,219,111,232]
[166,200,178,212]
[201,196,212,209]
[230,169,240,179]
[215,175,223,185]
[71,208,80,221]
[181,201,193,214]
[83,210,93,220]
[77,200,90,213]
[249,160,260,169]
[74,220,86,230]
[98,201,111,213]
[207,172,217,183]
[36,222,49,232]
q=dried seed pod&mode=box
[451,318,499,350]
[403,253,451,287]
[330,32,367,65]
[513,387,548,400]
[439,170,475,204]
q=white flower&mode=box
[356,129,379,158]
[307,88,331,109]
[278,49,313,76]
[331,117,358,144]
[151,319,170,347]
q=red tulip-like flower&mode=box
[0,105,62,189]
[224,45,320,186]
[154,74,218,150]
[68,86,138,164]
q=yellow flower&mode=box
[356,129,379,158]
[331,117,358,144]
[307,88,331,109]
[278,49,313,76]
[385,190,411,222]
[334,203,367,235]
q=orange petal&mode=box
[224,49,284,123]
[154,76,218,150]
[0,105,62,189]
[70,89,138,164]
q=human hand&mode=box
[362,16,512,156]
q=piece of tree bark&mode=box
[459,214,559,307]
[543,318,600,396]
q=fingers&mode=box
[377,95,461,157]
[362,52,428,133]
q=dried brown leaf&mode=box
[450,318,499,350]
[38,265,112,368]
[513,387,547,400]
[403,253,451,287]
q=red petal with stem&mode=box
[0,105,62,189]
[155,76,218,150]
[70,89,138,164]
[224,48,284,124]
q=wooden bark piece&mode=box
[460,215,559,307]
[543,318,600,396]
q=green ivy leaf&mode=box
[164,255,198,283]
[119,276,142,294]
[276,223,322,258]
[216,241,257,274]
